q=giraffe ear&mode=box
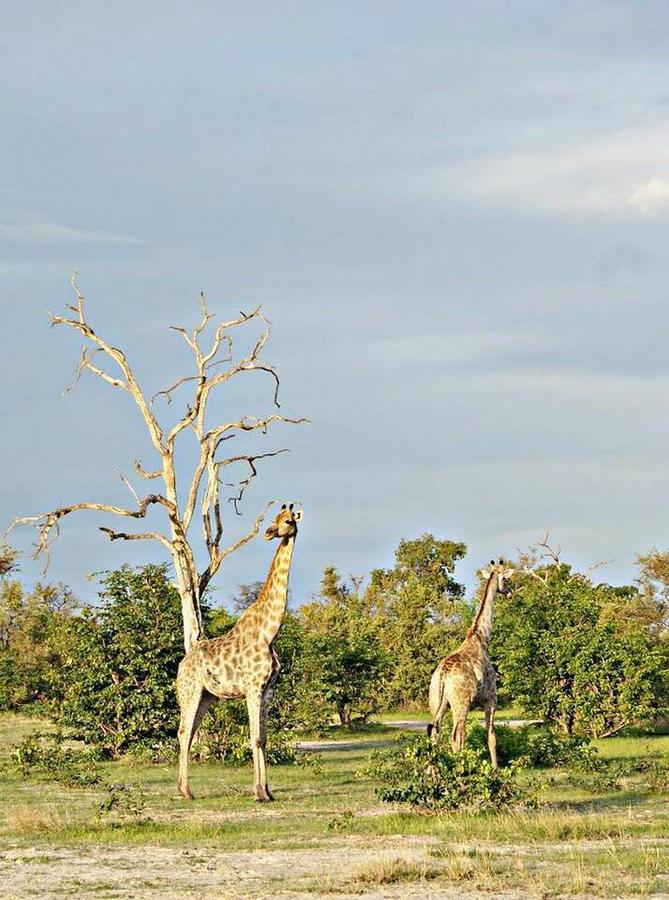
[504,567,515,578]
[480,568,490,580]
[293,510,303,521]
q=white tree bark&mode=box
[7,275,306,651]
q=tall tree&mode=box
[299,567,390,727]
[0,579,76,710]
[492,560,668,736]
[8,277,305,650]
[367,535,468,709]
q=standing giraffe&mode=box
[427,559,513,768]
[176,503,303,801]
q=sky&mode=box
[1,1,668,609]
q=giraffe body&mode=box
[427,560,513,769]
[176,504,302,801]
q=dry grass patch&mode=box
[353,856,439,885]
[3,802,68,836]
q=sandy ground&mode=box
[0,837,488,899]
[3,836,668,899]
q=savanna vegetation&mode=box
[1,535,668,896]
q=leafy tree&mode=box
[367,535,468,709]
[0,544,19,578]
[230,581,264,614]
[52,564,185,755]
[299,567,390,727]
[0,579,76,710]
[635,549,669,630]
[492,563,668,737]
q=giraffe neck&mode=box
[250,535,296,643]
[468,574,497,645]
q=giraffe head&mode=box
[480,558,515,595]
[264,503,303,541]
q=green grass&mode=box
[1,713,668,897]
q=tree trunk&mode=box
[177,587,203,653]
[338,705,352,728]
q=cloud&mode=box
[627,177,669,215]
[0,221,140,244]
[368,329,553,369]
[434,128,669,219]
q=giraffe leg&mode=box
[428,675,450,741]
[247,693,272,802]
[258,688,274,800]
[450,705,468,753]
[177,686,212,800]
[485,701,498,770]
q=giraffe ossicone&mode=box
[176,502,303,801]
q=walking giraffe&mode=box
[427,559,514,768]
[176,503,303,801]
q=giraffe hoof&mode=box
[254,788,274,802]
[179,786,195,801]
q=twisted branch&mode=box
[7,494,172,573]
[12,275,307,651]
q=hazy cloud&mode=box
[0,222,141,245]
[628,177,669,215]
[436,128,669,218]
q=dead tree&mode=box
[7,275,306,651]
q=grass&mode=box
[1,713,668,897]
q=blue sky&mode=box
[2,1,668,607]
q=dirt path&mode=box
[296,719,541,752]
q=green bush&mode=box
[99,782,149,821]
[465,723,595,770]
[465,723,530,768]
[52,565,185,756]
[192,700,296,765]
[492,565,669,736]
[52,566,306,762]
[10,731,104,787]
[363,736,534,812]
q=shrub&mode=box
[363,736,534,812]
[524,728,595,769]
[465,723,595,770]
[192,700,296,765]
[99,783,149,821]
[10,731,104,787]
[52,565,185,756]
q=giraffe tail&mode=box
[426,723,433,738]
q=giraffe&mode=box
[426,559,514,769]
[176,502,303,801]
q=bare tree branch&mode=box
[220,450,290,515]
[7,494,172,573]
[537,531,562,565]
[12,275,307,651]
[198,499,275,595]
[99,526,172,550]
[53,273,167,457]
[134,459,161,480]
